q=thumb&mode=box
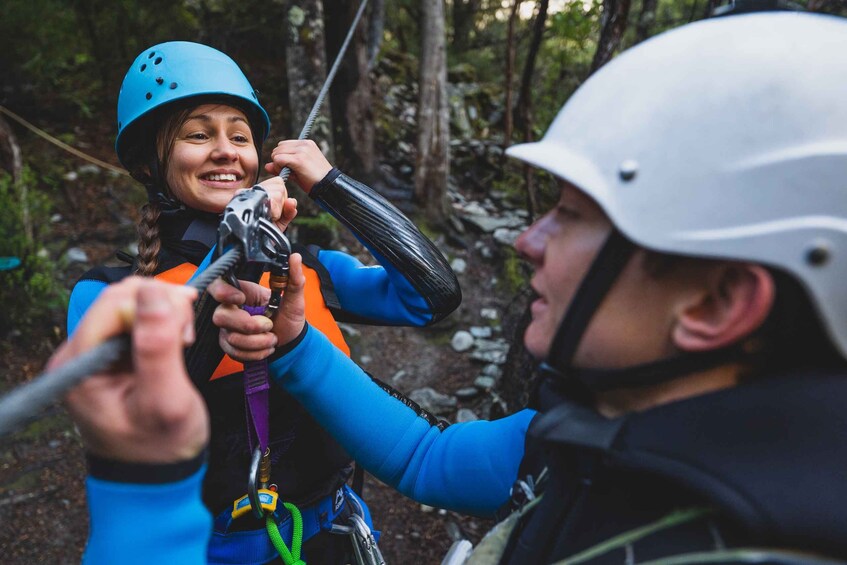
[274,252,307,345]
[131,281,197,418]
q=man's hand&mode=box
[209,253,308,362]
[54,278,208,464]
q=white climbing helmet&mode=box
[507,11,847,360]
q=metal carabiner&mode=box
[348,511,385,565]
[247,446,264,519]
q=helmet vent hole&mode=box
[619,160,638,182]
[156,77,163,85]
[154,57,162,65]
[148,52,156,59]
[170,82,178,89]
[140,64,147,72]
[806,243,831,267]
[145,92,152,100]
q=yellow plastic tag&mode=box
[231,489,279,520]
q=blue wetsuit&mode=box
[84,325,534,563]
[74,170,462,564]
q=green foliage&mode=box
[499,246,529,295]
[0,168,68,339]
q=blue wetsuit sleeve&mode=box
[67,279,109,337]
[317,249,432,326]
[270,326,536,517]
[83,466,211,564]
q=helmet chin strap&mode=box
[543,230,740,393]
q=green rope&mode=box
[265,502,306,565]
[553,507,714,565]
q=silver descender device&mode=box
[214,186,291,316]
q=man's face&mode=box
[515,181,684,370]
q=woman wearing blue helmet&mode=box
[67,41,461,564]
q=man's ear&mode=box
[672,264,774,352]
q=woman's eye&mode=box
[232,134,250,143]
[186,132,208,140]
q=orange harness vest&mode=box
[155,262,351,381]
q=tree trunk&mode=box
[514,0,548,219]
[452,0,480,52]
[514,0,549,134]
[285,0,335,174]
[635,0,658,44]
[503,0,521,149]
[325,0,376,181]
[367,0,385,69]
[590,0,632,74]
[414,0,450,222]
[0,114,29,241]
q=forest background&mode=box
[0,0,845,563]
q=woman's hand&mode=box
[264,139,333,195]
[57,278,208,464]
[255,176,298,233]
[209,253,308,362]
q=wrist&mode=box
[269,323,309,362]
[309,167,342,197]
[87,448,208,484]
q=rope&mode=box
[0,105,129,176]
[0,247,242,438]
[278,0,370,182]
[266,503,306,565]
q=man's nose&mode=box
[515,215,550,264]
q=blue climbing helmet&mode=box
[115,41,271,167]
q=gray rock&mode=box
[463,213,526,234]
[64,247,89,264]
[471,349,508,364]
[454,387,480,400]
[474,375,497,390]
[469,326,492,338]
[482,364,503,379]
[391,370,408,385]
[480,308,499,320]
[337,323,360,338]
[493,227,522,247]
[409,387,457,415]
[456,408,480,423]
[450,257,467,274]
[451,330,474,352]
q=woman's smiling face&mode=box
[165,104,259,213]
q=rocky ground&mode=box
[0,157,535,564]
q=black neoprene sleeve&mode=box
[310,170,461,323]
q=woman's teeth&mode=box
[206,173,237,182]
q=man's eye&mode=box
[557,206,579,218]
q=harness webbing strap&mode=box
[242,305,271,453]
[552,507,713,565]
